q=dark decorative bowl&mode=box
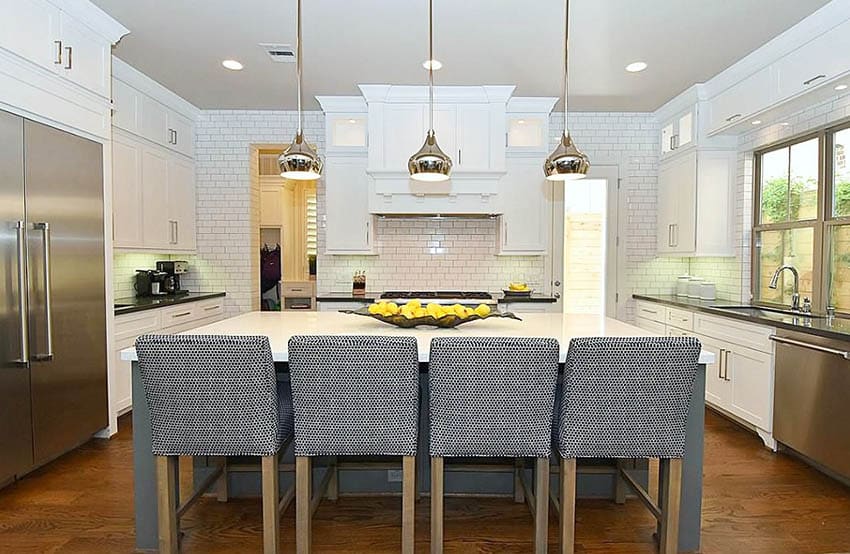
[340,307,522,328]
[502,289,533,298]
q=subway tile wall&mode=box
[189,109,712,321]
[112,252,197,299]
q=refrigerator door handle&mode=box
[33,222,53,361]
[14,221,30,366]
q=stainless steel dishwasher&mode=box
[771,330,850,481]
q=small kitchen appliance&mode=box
[156,260,189,295]
[134,270,168,297]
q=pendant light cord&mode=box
[562,0,570,135]
[296,0,303,136]
[428,0,434,132]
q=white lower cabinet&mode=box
[499,302,555,314]
[110,298,226,424]
[317,301,369,312]
[630,300,776,448]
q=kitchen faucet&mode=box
[768,265,801,311]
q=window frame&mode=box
[752,120,850,314]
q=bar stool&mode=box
[135,334,293,554]
[428,337,560,554]
[557,336,701,554]
[287,335,420,554]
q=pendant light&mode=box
[408,0,452,182]
[279,0,323,180]
[544,0,589,181]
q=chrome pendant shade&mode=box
[279,0,323,180]
[409,0,452,182]
[280,130,323,180]
[545,0,588,181]
[544,132,589,181]
[409,130,452,182]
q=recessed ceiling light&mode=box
[348,119,357,124]
[625,61,647,73]
[835,84,848,91]
[222,59,243,71]
[751,120,762,125]
[422,59,442,70]
[780,122,790,126]
[517,119,526,125]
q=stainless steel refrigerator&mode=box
[0,109,107,486]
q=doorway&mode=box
[550,164,622,317]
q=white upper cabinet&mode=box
[0,0,60,69]
[380,103,425,171]
[112,57,198,159]
[505,97,557,155]
[166,156,196,251]
[497,159,550,255]
[324,156,374,254]
[112,131,143,247]
[705,6,850,135]
[56,10,109,97]
[660,108,694,158]
[657,149,735,257]
[455,103,491,170]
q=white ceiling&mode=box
[92,0,830,111]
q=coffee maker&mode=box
[156,260,189,295]
[134,269,168,297]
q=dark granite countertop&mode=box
[493,292,558,303]
[114,292,226,316]
[634,294,850,342]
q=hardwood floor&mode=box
[0,410,848,553]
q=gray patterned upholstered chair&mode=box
[135,334,293,554]
[428,337,560,554]
[287,335,420,554]
[557,336,700,554]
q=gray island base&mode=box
[132,361,706,552]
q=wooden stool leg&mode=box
[559,457,576,554]
[659,458,683,554]
[216,456,229,502]
[514,458,525,503]
[402,455,416,554]
[296,456,312,554]
[327,456,339,501]
[534,457,550,554]
[615,459,627,504]
[261,454,280,554]
[430,456,444,554]
[156,455,179,554]
[648,457,660,504]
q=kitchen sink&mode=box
[709,305,825,319]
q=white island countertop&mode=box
[120,311,715,365]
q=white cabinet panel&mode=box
[382,104,424,171]
[457,104,491,170]
[325,157,373,253]
[697,334,730,409]
[708,67,774,133]
[318,301,369,312]
[139,94,169,147]
[167,110,193,158]
[497,160,549,254]
[260,185,283,227]
[0,0,59,70]
[57,11,109,97]
[167,156,196,251]
[112,78,140,134]
[112,133,143,247]
[635,300,665,323]
[727,345,773,431]
[141,146,169,247]
[635,317,666,335]
[657,150,696,254]
[432,104,457,165]
[500,302,553,314]
[775,22,850,102]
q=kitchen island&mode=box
[122,311,713,552]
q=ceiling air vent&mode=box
[259,43,295,63]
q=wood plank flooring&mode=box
[0,410,848,553]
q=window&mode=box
[754,122,850,313]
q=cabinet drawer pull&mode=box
[203,305,221,311]
[803,74,826,86]
[64,46,72,70]
[172,311,192,318]
[640,308,657,315]
[725,113,742,122]
[724,350,731,381]
[54,41,62,64]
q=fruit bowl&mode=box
[340,306,522,328]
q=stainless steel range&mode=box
[380,291,496,305]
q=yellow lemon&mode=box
[509,282,529,291]
[401,309,415,319]
[386,302,400,315]
[406,299,421,310]
[368,303,381,315]
[414,307,428,318]
[426,303,442,317]
[474,304,491,317]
